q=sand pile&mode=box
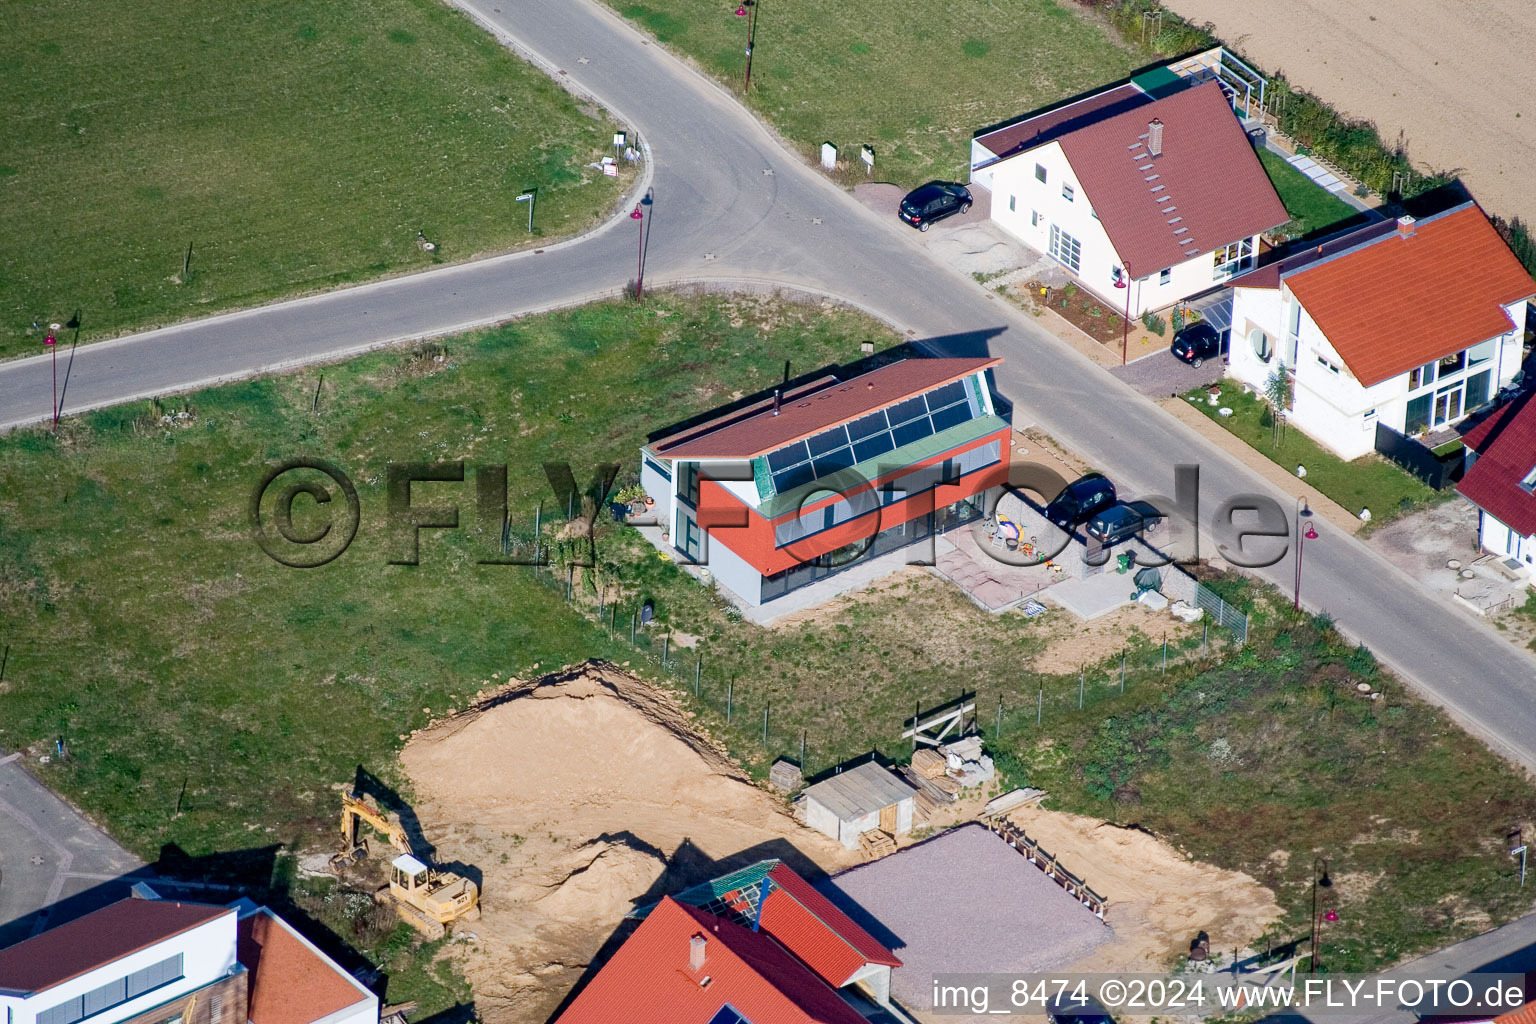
[1006,805,1283,971]
[399,661,855,1024]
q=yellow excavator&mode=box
[333,787,480,940]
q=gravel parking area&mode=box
[1109,349,1225,398]
[818,823,1111,1014]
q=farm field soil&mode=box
[1158,0,1536,224]
[399,662,858,1024]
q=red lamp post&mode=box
[1310,858,1334,974]
[1294,498,1319,611]
[45,323,60,427]
[630,205,645,300]
[735,0,758,93]
[1114,267,1130,365]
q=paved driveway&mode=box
[0,752,144,946]
[1110,349,1226,398]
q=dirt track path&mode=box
[1160,0,1536,224]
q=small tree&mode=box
[1263,368,1293,445]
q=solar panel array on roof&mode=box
[764,380,976,495]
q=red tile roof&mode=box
[0,898,232,995]
[1284,204,1535,386]
[1456,392,1536,536]
[1056,81,1287,279]
[556,898,870,1024]
[757,865,899,987]
[238,911,372,1024]
[975,84,1151,160]
[650,357,1000,460]
[1495,994,1536,1024]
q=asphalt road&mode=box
[0,0,1534,780]
[0,751,144,946]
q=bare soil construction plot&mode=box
[399,662,857,1024]
[1005,805,1282,973]
[1158,0,1536,224]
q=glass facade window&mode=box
[1048,224,1082,273]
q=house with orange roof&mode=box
[1457,391,1536,581]
[558,860,907,1024]
[639,356,1009,609]
[1225,203,1534,461]
[970,72,1286,318]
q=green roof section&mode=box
[757,413,1009,520]
[1130,66,1184,98]
[627,859,781,920]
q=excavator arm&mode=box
[338,789,413,857]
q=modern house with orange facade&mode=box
[639,356,1009,607]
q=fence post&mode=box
[996,696,1002,741]
[913,700,920,752]
[662,636,669,668]
[1120,650,1125,692]
[1203,622,1208,654]
[695,655,701,696]
[763,706,769,748]
[1162,633,1167,674]
[598,587,604,618]
[631,613,636,645]
[1037,687,1043,725]
[801,730,806,770]
[728,679,733,723]
[1078,668,1084,709]
[566,565,573,600]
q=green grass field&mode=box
[1186,386,1446,529]
[612,0,1139,188]
[1258,149,1367,241]
[2,294,1533,990]
[0,0,627,362]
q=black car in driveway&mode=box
[898,181,971,231]
[1170,321,1228,367]
[1086,499,1165,545]
[1044,473,1117,528]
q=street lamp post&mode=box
[1310,858,1333,974]
[630,204,645,299]
[46,322,61,427]
[735,1,759,93]
[1294,497,1318,611]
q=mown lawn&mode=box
[1258,149,1368,241]
[0,0,627,361]
[610,0,1139,188]
[1185,386,1446,529]
[1,295,1530,993]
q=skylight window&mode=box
[1521,465,1536,493]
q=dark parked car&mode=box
[1046,995,1115,1024]
[1044,473,1117,528]
[1086,499,1165,545]
[898,182,972,231]
[1170,321,1228,367]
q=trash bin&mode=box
[1116,552,1133,574]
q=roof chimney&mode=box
[689,934,707,972]
[772,389,782,416]
[1147,118,1164,158]
[1397,215,1416,238]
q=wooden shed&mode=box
[801,762,918,850]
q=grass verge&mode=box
[609,0,1137,188]
[1183,385,1446,529]
[0,0,628,361]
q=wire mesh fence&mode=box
[524,545,1241,783]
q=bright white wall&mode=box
[986,141,1239,316]
[4,913,237,1024]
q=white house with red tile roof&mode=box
[971,78,1286,318]
[1226,203,1534,460]
[0,890,376,1024]
[1457,392,1536,583]
[640,356,1008,608]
